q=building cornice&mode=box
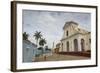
[61,32,90,41]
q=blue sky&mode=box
[22,10,91,48]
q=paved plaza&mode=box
[35,53,90,62]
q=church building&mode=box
[59,21,91,52]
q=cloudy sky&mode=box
[22,10,91,48]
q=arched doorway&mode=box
[74,39,78,52]
[66,41,69,52]
[62,43,63,52]
[81,39,85,51]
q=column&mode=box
[78,38,81,51]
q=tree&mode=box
[39,38,46,47]
[33,31,42,46]
[45,46,48,50]
[23,32,29,40]
[39,38,46,54]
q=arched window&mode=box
[81,39,85,51]
[74,39,78,52]
[66,41,69,52]
[89,39,91,43]
[62,43,63,51]
[66,31,68,36]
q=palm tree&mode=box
[39,38,46,54]
[39,38,46,47]
[39,38,47,60]
[23,32,29,40]
[33,31,42,46]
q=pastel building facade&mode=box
[23,40,37,62]
[59,21,91,52]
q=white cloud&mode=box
[23,10,91,48]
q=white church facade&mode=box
[59,21,91,52]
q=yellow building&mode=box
[59,21,91,52]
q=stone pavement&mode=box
[35,53,90,62]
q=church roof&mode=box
[76,28,90,34]
[63,21,78,29]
